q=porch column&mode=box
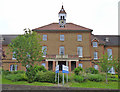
[53,61,55,72]
[66,61,68,66]
[56,61,58,66]
[76,61,79,68]
[69,61,71,72]
[46,61,48,70]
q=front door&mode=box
[58,61,66,71]
[71,61,76,71]
[48,61,53,70]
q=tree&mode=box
[8,28,44,82]
[96,53,116,84]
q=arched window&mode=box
[63,16,64,19]
[61,16,62,19]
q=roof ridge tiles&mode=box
[33,22,92,31]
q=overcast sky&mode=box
[0,0,119,35]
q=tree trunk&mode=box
[106,72,108,84]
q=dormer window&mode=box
[105,37,109,42]
[93,42,98,47]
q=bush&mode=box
[26,65,37,83]
[5,73,27,82]
[35,71,67,83]
[25,65,47,83]
[35,71,56,83]
[2,70,11,75]
[87,74,105,82]
[12,70,25,74]
[74,68,80,75]
[34,65,47,72]
[85,68,98,74]
[74,66,83,75]
[74,75,85,83]
[77,66,83,71]
[108,78,118,81]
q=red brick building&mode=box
[1,5,120,73]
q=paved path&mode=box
[1,84,119,91]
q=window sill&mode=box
[78,56,83,58]
[42,56,46,57]
[12,58,16,60]
[94,58,98,60]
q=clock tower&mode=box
[58,5,66,27]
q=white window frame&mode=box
[43,35,47,41]
[59,46,65,55]
[60,35,64,41]
[77,35,82,41]
[41,63,46,67]
[79,63,83,68]
[93,42,98,47]
[94,65,98,70]
[107,49,112,60]
[42,46,47,57]
[94,52,98,60]
[10,65,18,71]
[12,51,16,60]
[108,66,115,74]
[77,47,83,57]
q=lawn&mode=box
[67,81,118,89]
[1,76,118,89]
[1,76,55,86]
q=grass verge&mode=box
[2,76,55,86]
[67,81,118,89]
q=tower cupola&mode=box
[58,5,67,27]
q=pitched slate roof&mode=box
[2,35,18,45]
[91,35,105,45]
[92,35,120,46]
[32,23,93,32]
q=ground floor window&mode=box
[41,63,46,67]
[94,65,98,70]
[108,66,115,74]
[79,63,83,68]
[10,65,18,71]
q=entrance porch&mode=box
[46,60,79,72]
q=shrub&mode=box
[35,71,56,83]
[35,71,67,83]
[74,75,84,83]
[85,68,98,74]
[5,73,27,82]
[26,65,37,83]
[12,70,25,74]
[108,78,118,81]
[74,66,83,75]
[77,66,83,71]
[87,74,105,82]
[2,70,11,75]
[74,68,80,75]
[34,65,47,72]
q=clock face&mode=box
[60,20,64,24]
